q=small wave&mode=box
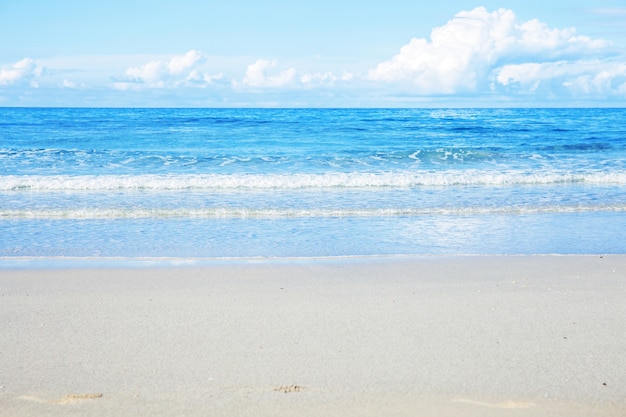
[2,205,625,220]
[1,171,626,191]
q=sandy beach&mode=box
[1,255,625,416]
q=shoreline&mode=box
[1,252,624,269]
[1,255,625,416]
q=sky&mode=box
[1,0,626,107]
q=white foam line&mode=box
[2,171,626,191]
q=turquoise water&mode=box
[1,108,625,260]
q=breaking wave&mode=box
[3,170,626,191]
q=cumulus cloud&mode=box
[368,7,618,96]
[113,50,220,90]
[242,59,297,88]
[0,58,43,86]
[167,50,202,74]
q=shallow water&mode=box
[1,108,625,259]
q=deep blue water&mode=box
[1,107,625,261]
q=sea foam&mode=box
[3,170,626,191]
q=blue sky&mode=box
[1,1,625,107]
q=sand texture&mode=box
[1,255,625,416]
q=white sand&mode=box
[1,255,625,416]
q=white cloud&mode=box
[300,71,354,86]
[496,60,626,96]
[0,58,43,86]
[239,59,355,90]
[300,71,336,85]
[125,60,166,85]
[368,7,614,95]
[113,50,217,90]
[168,50,202,74]
[242,59,297,88]
[62,79,76,88]
[185,69,224,85]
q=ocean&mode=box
[1,107,625,265]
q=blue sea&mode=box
[1,108,625,264]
